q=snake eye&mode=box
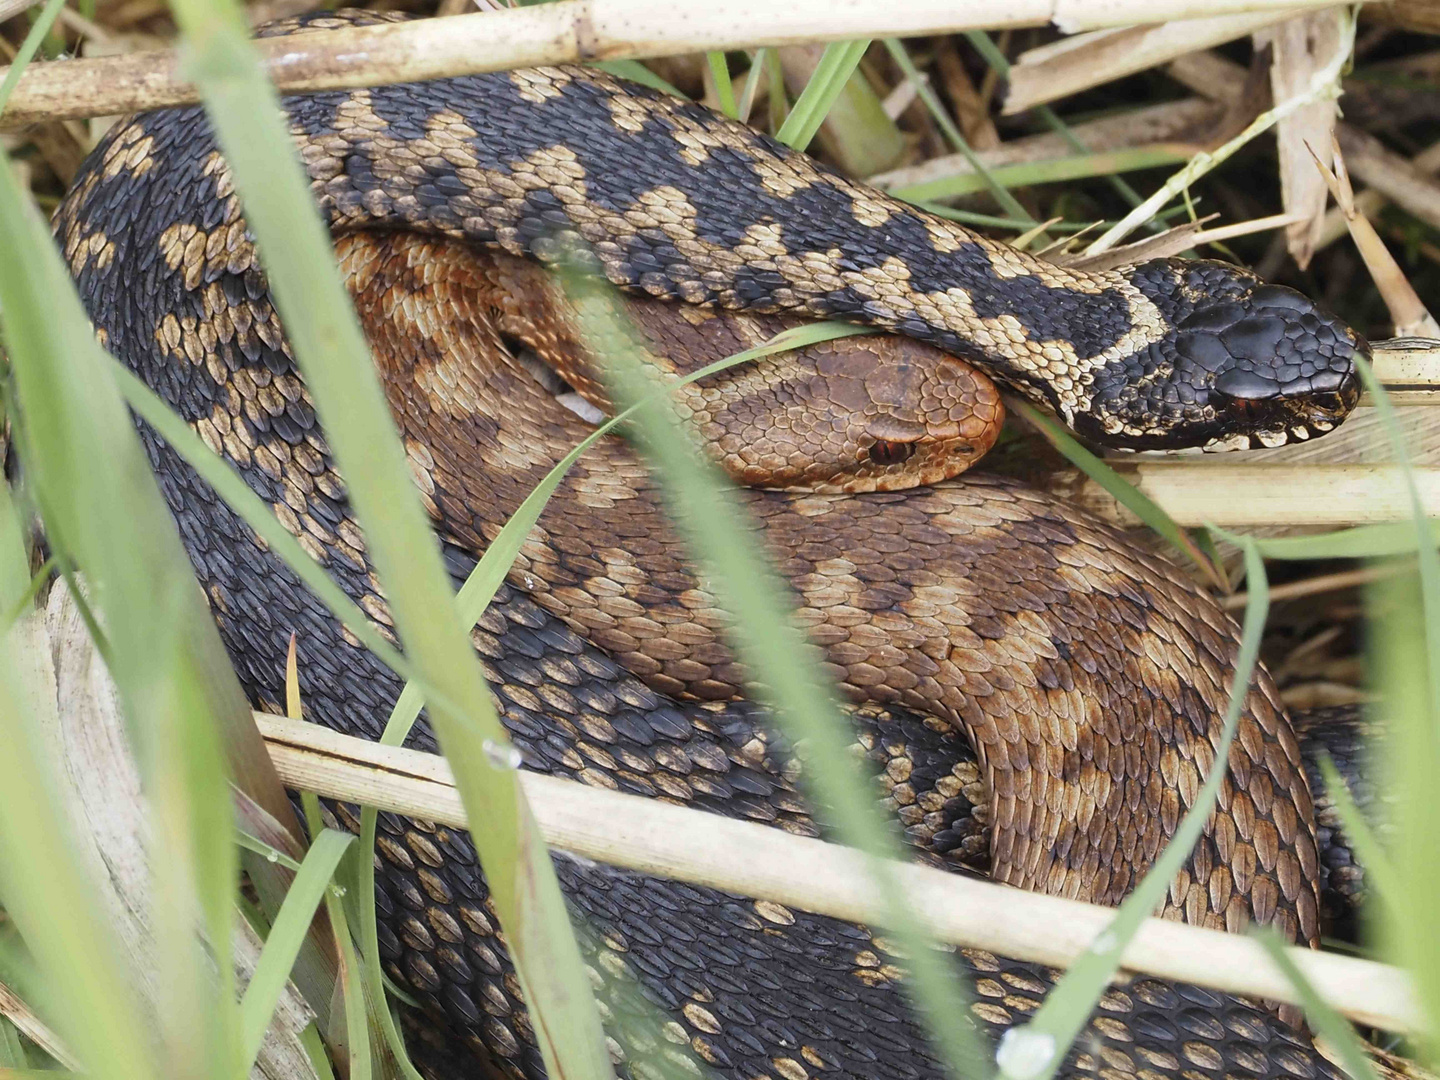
[868,439,915,466]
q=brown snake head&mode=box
[671,333,1006,494]
[1070,258,1366,452]
[489,253,1007,494]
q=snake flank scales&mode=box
[52,10,1393,1080]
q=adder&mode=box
[54,11,1382,1080]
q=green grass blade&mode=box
[2,558,56,634]
[1253,930,1381,1080]
[775,40,870,152]
[998,537,1269,1080]
[882,38,1035,228]
[1357,355,1440,1043]
[707,51,738,117]
[9,5,255,1069]
[0,1015,24,1068]
[738,49,768,119]
[1223,521,1440,560]
[560,268,990,1080]
[1008,398,1226,590]
[0,148,248,1080]
[890,144,1191,205]
[300,1023,339,1080]
[1355,358,1440,702]
[161,2,612,1072]
[240,829,354,1073]
[286,646,376,1080]
[0,483,30,616]
[1369,570,1440,1039]
[236,830,304,874]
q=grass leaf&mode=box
[707,51,737,117]
[239,829,354,1073]
[774,40,870,152]
[1219,521,1440,560]
[160,1,618,1070]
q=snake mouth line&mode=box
[1199,355,1366,452]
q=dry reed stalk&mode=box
[0,979,81,1070]
[1336,126,1440,233]
[1074,463,1440,528]
[1000,8,1306,115]
[255,712,1423,1036]
[1317,140,1440,250]
[1374,339,1440,395]
[868,98,1221,189]
[1255,9,1346,268]
[1221,563,1406,610]
[0,0,37,23]
[1313,135,1439,338]
[0,0,1369,130]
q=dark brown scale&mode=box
[50,18,1398,1077]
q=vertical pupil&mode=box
[869,440,915,466]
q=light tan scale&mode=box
[336,230,1321,949]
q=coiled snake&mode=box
[55,11,1384,1080]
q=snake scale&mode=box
[52,10,1388,1080]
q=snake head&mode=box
[1074,259,1366,451]
[694,334,1005,493]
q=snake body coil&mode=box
[56,13,1383,1080]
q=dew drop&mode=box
[484,738,523,770]
[265,851,279,864]
[996,1026,1056,1080]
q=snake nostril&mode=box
[868,439,916,466]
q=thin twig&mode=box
[1073,463,1440,528]
[0,979,81,1071]
[0,0,1370,129]
[256,712,1424,1036]
[1221,563,1410,610]
[1310,135,1440,337]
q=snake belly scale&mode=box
[52,10,1384,1080]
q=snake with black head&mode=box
[55,11,1381,1080]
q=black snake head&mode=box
[1074,259,1366,451]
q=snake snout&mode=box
[1189,284,1365,449]
[1100,260,1365,451]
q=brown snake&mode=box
[342,229,1319,937]
[51,13,1390,1075]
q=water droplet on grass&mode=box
[484,739,523,770]
[996,1026,1056,1080]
